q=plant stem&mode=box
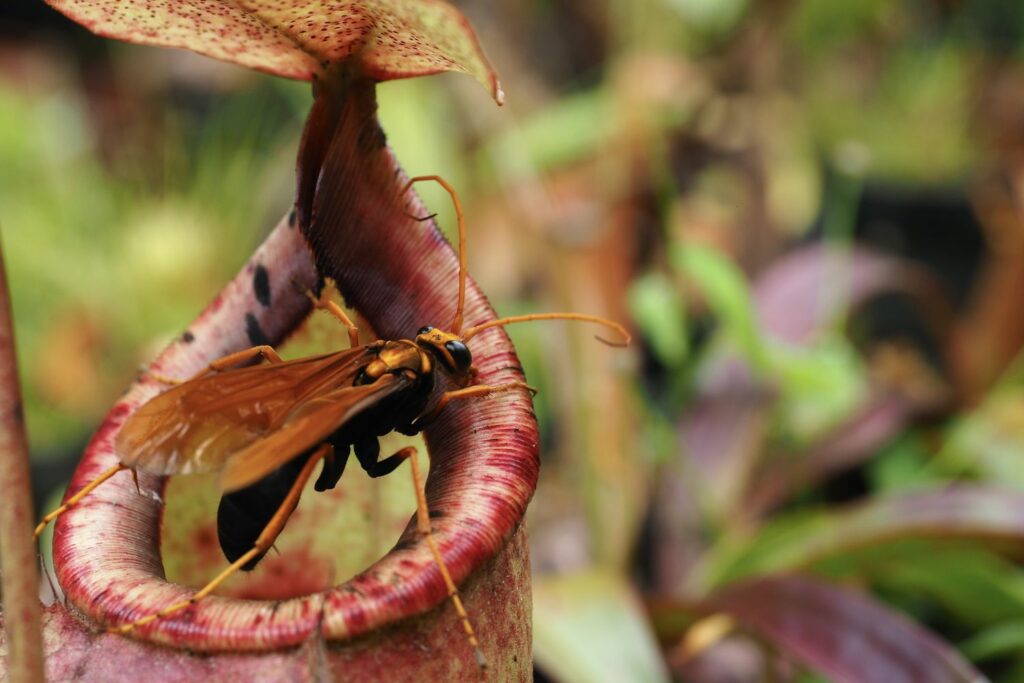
[0,237,45,682]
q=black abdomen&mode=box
[215,368,431,569]
[216,451,312,569]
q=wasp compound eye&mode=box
[417,326,434,336]
[444,340,472,370]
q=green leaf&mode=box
[670,242,768,371]
[868,433,944,493]
[769,336,866,444]
[700,486,1024,590]
[662,0,748,36]
[868,548,1024,630]
[628,273,688,367]
[489,90,613,176]
[534,571,670,683]
[961,619,1024,662]
[935,363,1024,485]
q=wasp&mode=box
[35,176,628,662]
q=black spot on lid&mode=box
[182,330,195,343]
[245,313,271,347]
[253,264,271,307]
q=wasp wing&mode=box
[117,347,375,476]
[217,372,409,492]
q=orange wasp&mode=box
[35,176,628,660]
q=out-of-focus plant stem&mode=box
[0,237,45,682]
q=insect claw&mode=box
[141,367,184,385]
[300,285,321,308]
[290,275,336,302]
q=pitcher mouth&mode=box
[51,75,539,653]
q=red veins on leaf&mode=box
[44,0,504,103]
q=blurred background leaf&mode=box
[9,0,1024,680]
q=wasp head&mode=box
[415,325,473,386]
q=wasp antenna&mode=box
[407,211,438,223]
[462,313,631,347]
[594,334,629,348]
[402,175,467,334]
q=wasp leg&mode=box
[355,437,411,478]
[303,280,360,348]
[140,368,186,385]
[143,345,283,386]
[314,443,350,492]
[34,463,129,539]
[406,448,485,668]
[195,345,284,379]
[111,443,333,636]
[412,381,537,429]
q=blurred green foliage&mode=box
[1,57,308,452]
[10,0,1024,679]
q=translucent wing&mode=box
[117,347,376,476]
[218,373,408,492]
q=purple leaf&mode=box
[665,244,949,518]
[710,575,986,683]
[754,244,949,346]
